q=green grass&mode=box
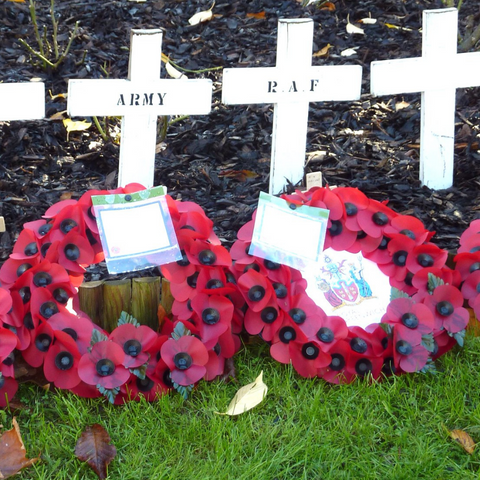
[7,335,480,479]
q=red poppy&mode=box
[175,210,213,242]
[324,220,357,252]
[44,330,82,390]
[290,339,331,378]
[457,233,480,254]
[30,287,68,325]
[244,302,284,341]
[270,318,308,364]
[0,326,18,365]
[10,229,41,261]
[109,323,158,369]
[357,199,397,238]
[0,374,18,407]
[383,215,432,246]
[46,203,86,242]
[48,311,98,354]
[318,339,355,384]
[314,315,349,352]
[431,329,457,360]
[460,270,480,307]
[190,293,233,348]
[0,288,13,319]
[333,187,369,232]
[392,327,430,373]
[22,321,55,367]
[171,298,195,321]
[204,329,239,381]
[411,267,461,302]
[237,269,274,312]
[423,284,469,334]
[78,340,130,389]
[307,187,345,221]
[286,292,325,338]
[0,256,40,288]
[122,374,168,402]
[160,335,209,386]
[161,239,197,284]
[169,269,200,302]
[381,297,434,345]
[186,240,231,268]
[406,244,448,275]
[378,235,416,281]
[196,267,237,296]
[453,252,480,282]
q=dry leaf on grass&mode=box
[0,418,39,479]
[449,429,476,454]
[216,371,268,416]
[75,424,117,479]
[63,118,92,140]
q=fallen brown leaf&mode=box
[246,11,266,19]
[0,418,39,479]
[75,424,116,479]
[449,429,476,454]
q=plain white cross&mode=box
[222,18,362,194]
[0,82,44,121]
[68,29,212,188]
[370,8,480,190]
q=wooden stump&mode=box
[78,276,172,332]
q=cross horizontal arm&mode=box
[222,65,362,104]
[0,82,45,121]
[68,79,212,117]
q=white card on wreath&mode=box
[249,192,329,271]
[92,186,181,274]
[302,249,392,329]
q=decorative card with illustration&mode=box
[249,192,329,271]
[92,186,181,274]
[302,248,392,329]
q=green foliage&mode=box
[421,333,435,353]
[129,364,147,380]
[96,385,120,404]
[171,321,191,340]
[428,273,445,295]
[88,329,109,351]
[390,287,410,301]
[18,0,80,71]
[453,329,467,348]
[117,311,140,328]
[172,381,194,400]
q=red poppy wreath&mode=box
[229,186,469,383]
[0,184,470,406]
[0,184,241,405]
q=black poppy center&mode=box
[401,312,419,329]
[345,202,358,216]
[205,279,224,289]
[355,358,373,376]
[96,358,116,377]
[35,333,52,352]
[244,263,260,273]
[19,287,31,304]
[395,340,413,356]
[63,328,78,341]
[0,376,4,389]
[40,242,51,257]
[289,308,306,324]
[136,376,155,392]
[260,307,278,324]
[23,313,34,330]
[329,354,345,371]
[317,327,334,343]
[124,339,142,357]
[202,307,220,325]
[40,301,59,319]
[187,272,199,289]
[350,337,368,354]
[176,250,190,267]
[436,301,454,317]
[53,288,69,304]
[302,342,319,360]
[329,220,343,237]
[264,259,281,270]
[60,218,78,234]
[357,230,367,240]
[64,244,80,261]
[399,229,416,240]
[372,212,388,226]
[24,242,38,256]
[272,283,288,299]
[470,262,480,273]
[378,236,390,250]
[16,263,32,277]
[55,351,74,371]
[33,271,53,288]
[198,250,217,266]
[417,253,434,267]
[173,352,193,370]
[248,285,266,302]
[393,250,408,267]
[279,326,296,344]
[38,223,53,236]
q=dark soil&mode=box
[1,0,480,271]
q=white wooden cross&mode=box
[222,18,362,194]
[68,29,212,188]
[0,82,44,121]
[370,8,480,190]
